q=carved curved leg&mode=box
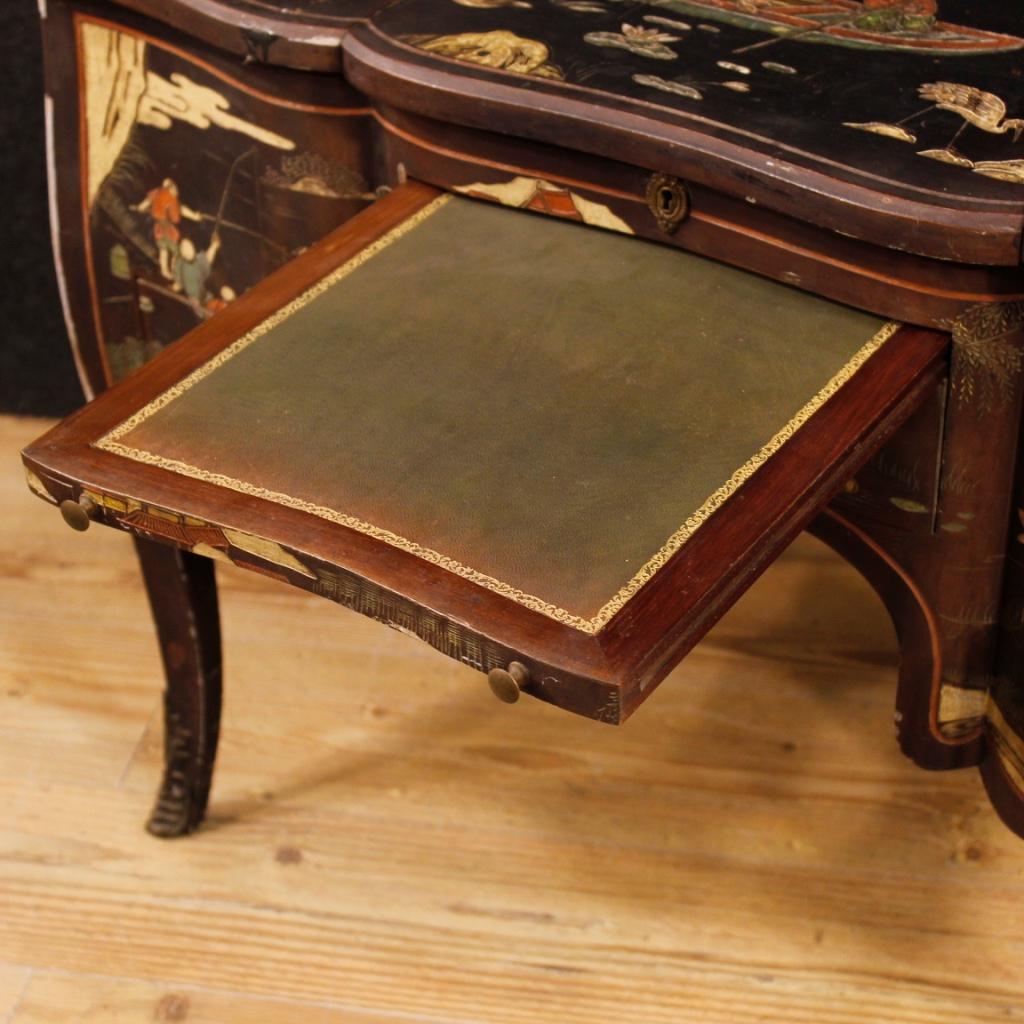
[133,537,222,838]
[980,397,1024,838]
[980,701,1024,839]
[819,302,1024,837]
[809,508,984,771]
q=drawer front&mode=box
[372,107,1024,332]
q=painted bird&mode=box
[917,82,1024,164]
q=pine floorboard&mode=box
[3,414,1024,1023]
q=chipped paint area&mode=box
[222,528,316,578]
[455,176,634,235]
[192,542,232,564]
[938,683,988,726]
[24,468,57,504]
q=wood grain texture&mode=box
[8,972,402,1023]
[6,412,1024,1022]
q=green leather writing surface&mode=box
[99,195,894,632]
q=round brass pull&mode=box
[60,495,98,532]
[488,661,530,704]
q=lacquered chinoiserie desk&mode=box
[25,0,1024,841]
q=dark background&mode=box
[2,0,84,416]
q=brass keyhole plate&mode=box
[645,173,690,235]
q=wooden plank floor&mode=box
[3,412,1024,1023]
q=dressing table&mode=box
[25,0,1024,840]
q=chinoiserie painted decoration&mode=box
[845,81,1024,181]
[77,18,377,382]
[389,1,1024,189]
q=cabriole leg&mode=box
[821,302,1024,837]
[133,537,222,838]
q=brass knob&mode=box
[60,495,98,532]
[488,661,530,704]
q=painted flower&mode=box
[585,23,681,60]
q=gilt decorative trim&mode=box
[948,299,1024,413]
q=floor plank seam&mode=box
[117,703,158,789]
[2,969,32,1024]
[28,967,483,1024]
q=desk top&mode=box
[101,0,1024,261]
[106,0,383,69]
[345,0,1024,263]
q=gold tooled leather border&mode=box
[97,193,901,634]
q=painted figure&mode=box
[858,0,937,31]
[205,285,237,315]
[173,233,221,309]
[132,178,202,280]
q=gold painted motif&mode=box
[585,24,683,61]
[973,159,1024,184]
[406,30,564,79]
[80,22,294,207]
[947,300,1024,413]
